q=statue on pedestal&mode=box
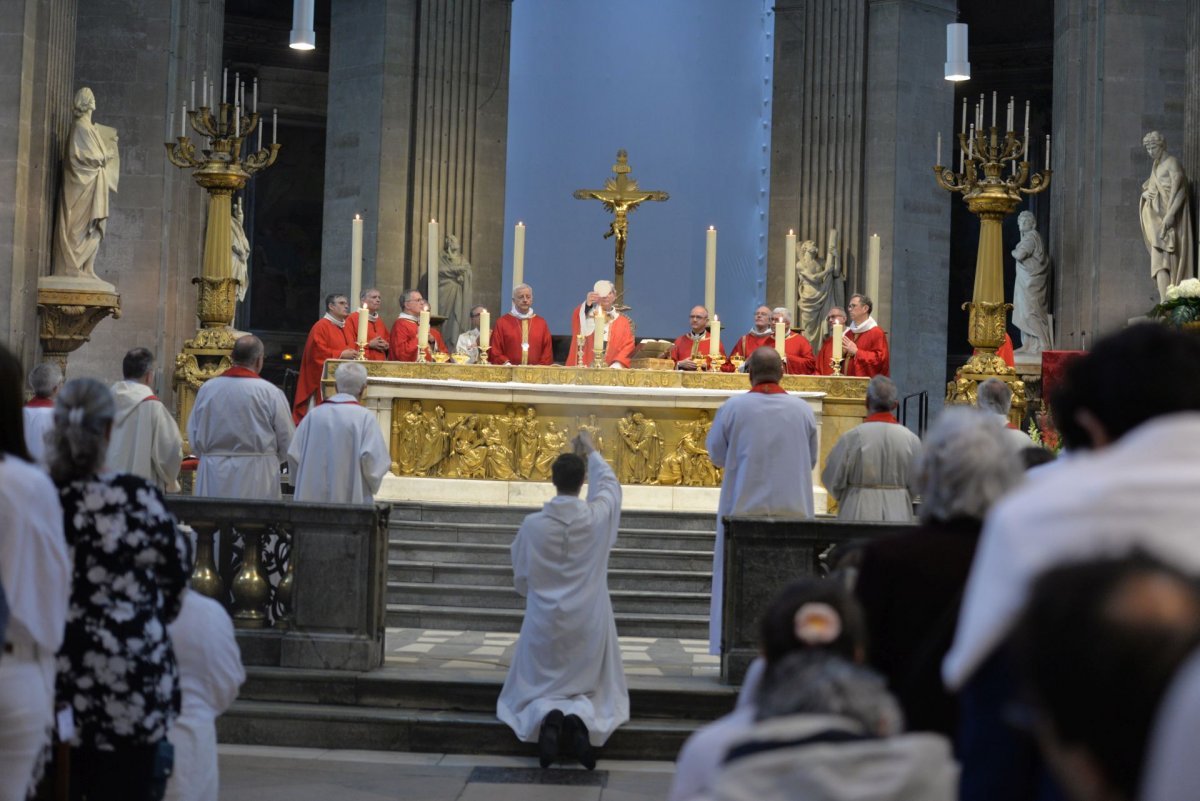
[1140,131,1195,300]
[439,234,474,345]
[231,199,250,304]
[795,234,843,348]
[1011,211,1054,356]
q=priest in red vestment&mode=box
[669,306,728,370]
[490,283,554,365]
[344,288,391,361]
[390,289,448,362]
[292,293,357,424]
[843,293,890,377]
[565,280,634,368]
[815,306,847,376]
[771,307,817,375]
[729,306,775,362]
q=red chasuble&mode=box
[490,313,554,365]
[344,311,391,361]
[389,316,449,363]
[729,332,774,362]
[566,305,635,368]
[815,337,836,376]
[293,317,353,424]
[845,326,890,378]
[668,333,728,370]
[782,333,816,375]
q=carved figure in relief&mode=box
[421,404,451,475]
[482,417,517,480]
[513,407,541,478]
[658,413,720,487]
[442,415,486,478]
[531,425,570,480]
[52,87,120,280]
[795,234,843,349]
[1140,131,1195,300]
[617,411,664,485]
[577,414,605,456]
[439,234,475,345]
[398,401,427,475]
[1010,211,1054,355]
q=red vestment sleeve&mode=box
[670,333,728,369]
[846,327,890,377]
[293,319,354,423]
[390,318,419,362]
[784,334,816,375]
[566,305,633,368]
[345,312,391,361]
[815,337,835,375]
[490,314,554,365]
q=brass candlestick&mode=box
[575,334,586,366]
[830,356,844,377]
[709,354,726,372]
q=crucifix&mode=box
[573,149,669,300]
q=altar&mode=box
[324,361,870,513]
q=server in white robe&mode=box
[108,347,183,491]
[706,348,818,655]
[188,335,293,500]
[164,589,245,801]
[821,375,921,521]
[288,362,390,504]
[496,432,629,757]
[22,362,61,466]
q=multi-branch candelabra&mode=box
[934,94,1051,416]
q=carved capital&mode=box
[36,287,122,371]
[964,300,1012,351]
[193,276,241,328]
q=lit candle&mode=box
[709,314,721,359]
[784,229,796,323]
[417,309,430,356]
[867,234,881,308]
[774,319,786,361]
[427,219,439,315]
[513,221,526,290]
[357,303,369,350]
[936,132,942,166]
[479,309,490,351]
[704,226,717,315]
[832,322,844,362]
[350,214,363,307]
[272,109,277,144]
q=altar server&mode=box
[390,289,448,361]
[706,348,818,655]
[566,280,634,368]
[288,361,390,504]
[163,589,245,801]
[344,288,391,361]
[497,431,628,769]
[293,294,358,424]
[22,361,61,465]
[189,335,294,500]
[491,283,554,365]
[108,347,183,491]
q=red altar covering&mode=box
[1041,350,1086,404]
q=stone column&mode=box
[322,0,511,320]
[1052,0,1190,345]
[0,0,77,368]
[863,0,954,406]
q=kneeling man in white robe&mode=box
[288,361,391,504]
[496,431,628,769]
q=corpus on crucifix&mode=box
[573,149,669,300]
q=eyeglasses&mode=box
[689,315,707,319]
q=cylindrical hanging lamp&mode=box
[945,23,970,82]
[290,0,316,50]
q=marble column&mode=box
[1052,0,1190,345]
[322,0,511,320]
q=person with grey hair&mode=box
[189,335,294,500]
[491,283,554,365]
[344,288,391,361]
[976,377,1034,451]
[821,375,921,521]
[23,362,62,465]
[770,307,816,374]
[48,377,191,800]
[287,361,390,504]
[454,304,488,364]
[842,293,890,377]
[108,346,183,491]
[854,408,1023,739]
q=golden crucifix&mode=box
[573,149,669,299]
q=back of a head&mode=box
[334,361,369,396]
[1051,324,1200,447]
[866,375,898,414]
[0,344,32,461]
[551,452,586,495]
[976,377,1012,416]
[759,578,866,668]
[49,377,115,485]
[231,335,264,368]
[747,347,784,385]
[755,650,903,736]
[29,362,63,398]
[916,407,1023,523]
[1015,553,1200,800]
[122,347,155,380]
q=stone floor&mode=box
[218,745,675,801]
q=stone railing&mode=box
[166,497,390,671]
[720,516,914,683]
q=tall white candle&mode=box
[417,309,430,356]
[272,109,277,144]
[867,234,881,308]
[1023,101,1030,156]
[222,68,227,104]
[936,132,942,166]
[253,78,258,113]
[203,70,208,106]
[513,221,526,291]
[704,226,717,315]
[427,219,440,314]
[257,124,262,153]
[479,309,490,351]
[593,306,606,361]
[234,102,239,138]
[969,124,975,159]
[180,103,186,138]
[357,303,369,349]
[710,315,721,359]
[350,214,363,308]
[190,79,195,109]
[991,91,997,127]
[784,229,797,323]
[1045,134,1051,170]
[832,322,844,362]
[961,97,967,135]
[774,319,786,361]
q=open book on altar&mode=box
[632,339,673,360]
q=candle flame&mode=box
[355,214,361,220]
[708,226,715,231]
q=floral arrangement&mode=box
[1150,278,1200,327]
[1027,410,1061,453]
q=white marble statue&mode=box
[1140,131,1195,301]
[1011,211,1053,356]
[51,87,120,280]
[795,232,843,348]
[439,233,474,344]
[231,199,249,303]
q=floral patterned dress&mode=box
[55,472,190,750]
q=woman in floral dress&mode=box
[47,377,190,801]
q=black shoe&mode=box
[538,710,564,768]
[564,714,596,770]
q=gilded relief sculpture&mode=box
[617,411,665,485]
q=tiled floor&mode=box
[385,628,720,679]
[218,745,675,801]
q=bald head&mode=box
[747,347,784,386]
[689,305,709,334]
[231,335,265,370]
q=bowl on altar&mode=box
[432,352,451,364]
[449,352,470,364]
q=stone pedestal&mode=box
[35,276,120,373]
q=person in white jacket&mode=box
[108,347,182,491]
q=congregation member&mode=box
[1014,555,1200,801]
[814,306,847,375]
[771,307,816,375]
[854,408,1022,738]
[293,293,357,424]
[455,305,487,363]
[164,588,246,801]
[706,348,818,655]
[1142,633,1200,799]
[343,288,391,361]
[821,375,921,521]
[566,280,634,368]
[390,289,448,361]
[48,377,191,801]
[496,431,627,770]
[22,361,61,465]
[842,293,890,377]
[0,345,70,801]
[189,335,294,500]
[669,305,727,371]
[288,361,390,504]
[943,323,1200,801]
[490,283,554,366]
[728,305,774,362]
[108,346,183,491]
[976,376,1034,450]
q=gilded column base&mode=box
[36,285,122,374]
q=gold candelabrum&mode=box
[165,101,280,445]
[934,100,1050,422]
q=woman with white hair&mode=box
[854,408,1024,738]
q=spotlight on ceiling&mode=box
[945,23,970,82]
[290,0,315,51]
